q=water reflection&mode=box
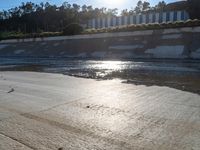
[0,57,200,94]
[90,61,129,70]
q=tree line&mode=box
[0,0,199,33]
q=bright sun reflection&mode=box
[93,61,125,70]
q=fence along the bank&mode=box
[87,10,189,29]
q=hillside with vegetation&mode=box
[0,0,200,40]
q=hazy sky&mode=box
[0,0,178,11]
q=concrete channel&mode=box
[0,71,200,150]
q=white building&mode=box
[88,10,189,29]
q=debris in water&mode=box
[7,88,14,93]
[58,148,63,150]
[86,105,90,108]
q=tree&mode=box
[133,1,151,14]
[3,0,190,34]
[106,8,118,17]
[121,9,129,16]
[72,4,80,12]
[155,1,166,11]
[63,23,83,35]
[0,11,3,20]
[187,0,200,19]
[134,0,143,14]
[20,2,35,15]
[81,5,87,12]
[142,1,150,11]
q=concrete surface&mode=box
[0,71,200,150]
[1,27,200,59]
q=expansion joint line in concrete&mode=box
[0,132,36,150]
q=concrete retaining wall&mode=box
[0,26,200,59]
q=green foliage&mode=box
[82,19,200,34]
[187,0,200,19]
[1,19,200,40]
[0,0,197,35]
[0,31,62,40]
[0,2,118,33]
[39,32,62,37]
[63,23,83,35]
[0,32,25,40]
[1,0,200,39]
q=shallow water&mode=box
[0,57,200,94]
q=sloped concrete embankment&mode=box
[0,71,200,150]
[0,26,200,59]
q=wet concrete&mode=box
[0,71,200,150]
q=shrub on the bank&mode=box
[39,32,61,37]
[190,19,200,26]
[83,19,200,34]
[0,32,25,40]
[0,31,62,40]
[1,19,200,40]
[173,21,185,27]
[63,23,83,35]
[183,19,200,27]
